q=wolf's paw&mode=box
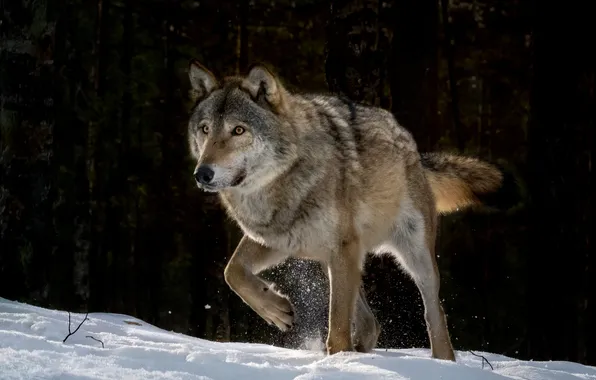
[256,286,295,331]
[326,341,354,355]
[352,313,381,353]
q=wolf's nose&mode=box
[194,165,215,185]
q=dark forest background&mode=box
[1,0,595,366]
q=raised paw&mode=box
[254,286,295,331]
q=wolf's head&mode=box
[187,61,297,193]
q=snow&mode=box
[1,297,595,380]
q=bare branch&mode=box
[86,335,105,348]
[63,312,90,343]
[468,350,494,370]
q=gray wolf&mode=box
[186,60,504,360]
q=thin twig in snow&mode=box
[86,335,105,348]
[469,350,494,370]
[62,312,89,343]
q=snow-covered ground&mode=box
[1,298,594,380]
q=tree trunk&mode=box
[438,0,464,152]
[390,0,440,152]
[526,0,595,363]
[119,0,134,312]
[88,0,111,313]
[48,0,81,309]
[0,0,58,302]
[325,0,390,106]
[236,0,249,75]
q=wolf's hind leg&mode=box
[389,223,456,361]
[224,235,294,331]
[352,286,381,353]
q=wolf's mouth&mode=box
[231,171,246,187]
[197,171,246,192]
[198,184,219,193]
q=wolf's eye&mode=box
[233,126,245,136]
[201,125,210,134]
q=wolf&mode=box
[186,60,504,360]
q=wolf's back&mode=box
[421,153,505,214]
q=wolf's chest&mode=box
[220,192,335,253]
[224,193,280,230]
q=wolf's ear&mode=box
[189,60,218,102]
[242,64,287,113]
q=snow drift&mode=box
[1,297,594,379]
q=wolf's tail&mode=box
[420,152,508,214]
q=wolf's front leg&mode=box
[326,239,363,355]
[224,235,294,331]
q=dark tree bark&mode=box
[119,0,134,311]
[438,0,464,152]
[526,0,595,363]
[325,0,390,106]
[48,0,80,309]
[390,0,440,152]
[88,0,111,313]
[0,0,58,302]
[236,0,250,74]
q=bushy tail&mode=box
[421,152,505,214]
